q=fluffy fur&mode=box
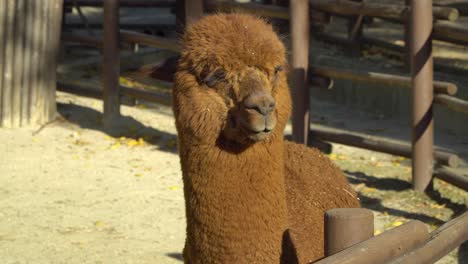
[172,13,360,264]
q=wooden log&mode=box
[389,212,468,264]
[434,94,468,115]
[310,66,458,95]
[309,0,459,22]
[314,221,430,264]
[309,124,461,168]
[434,166,468,191]
[436,0,468,16]
[434,20,468,46]
[64,21,175,31]
[61,31,176,51]
[290,0,310,145]
[0,0,63,127]
[64,0,175,7]
[61,32,103,48]
[317,32,468,76]
[205,0,458,22]
[119,30,181,52]
[205,0,290,19]
[56,81,136,106]
[119,86,172,106]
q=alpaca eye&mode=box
[204,69,226,87]
[274,65,284,75]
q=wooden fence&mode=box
[59,1,468,262]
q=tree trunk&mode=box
[0,0,63,127]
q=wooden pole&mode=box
[290,0,310,145]
[325,208,374,256]
[347,0,364,57]
[102,0,121,128]
[0,0,63,127]
[410,0,434,192]
[175,0,203,34]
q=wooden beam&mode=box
[309,0,459,22]
[310,66,458,95]
[314,221,430,264]
[388,212,468,264]
[434,94,468,115]
[309,124,461,168]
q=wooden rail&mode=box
[315,221,430,264]
[434,166,468,191]
[310,66,458,95]
[120,30,181,52]
[309,124,461,168]
[389,212,468,264]
[434,20,468,46]
[64,0,175,7]
[434,94,468,115]
[309,0,459,22]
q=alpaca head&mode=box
[174,14,292,146]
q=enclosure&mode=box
[0,0,467,263]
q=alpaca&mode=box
[172,13,360,264]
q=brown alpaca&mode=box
[173,14,360,264]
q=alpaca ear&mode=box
[203,69,226,87]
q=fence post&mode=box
[102,0,121,128]
[290,0,310,145]
[325,208,374,256]
[347,0,364,57]
[175,0,203,35]
[410,0,434,191]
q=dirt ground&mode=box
[1,90,467,263]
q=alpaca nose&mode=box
[243,91,276,116]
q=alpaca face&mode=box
[200,63,285,143]
[174,14,292,146]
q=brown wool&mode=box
[172,13,360,264]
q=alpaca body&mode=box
[173,13,360,264]
[179,139,289,263]
[284,141,359,263]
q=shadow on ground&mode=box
[166,253,183,262]
[346,171,466,226]
[56,102,178,153]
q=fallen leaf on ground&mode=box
[110,142,121,150]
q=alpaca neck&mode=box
[182,136,289,262]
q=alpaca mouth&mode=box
[240,123,274,142]
[247,129,272,141]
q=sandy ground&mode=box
[1,91,466,264]
[1,93,185,264]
